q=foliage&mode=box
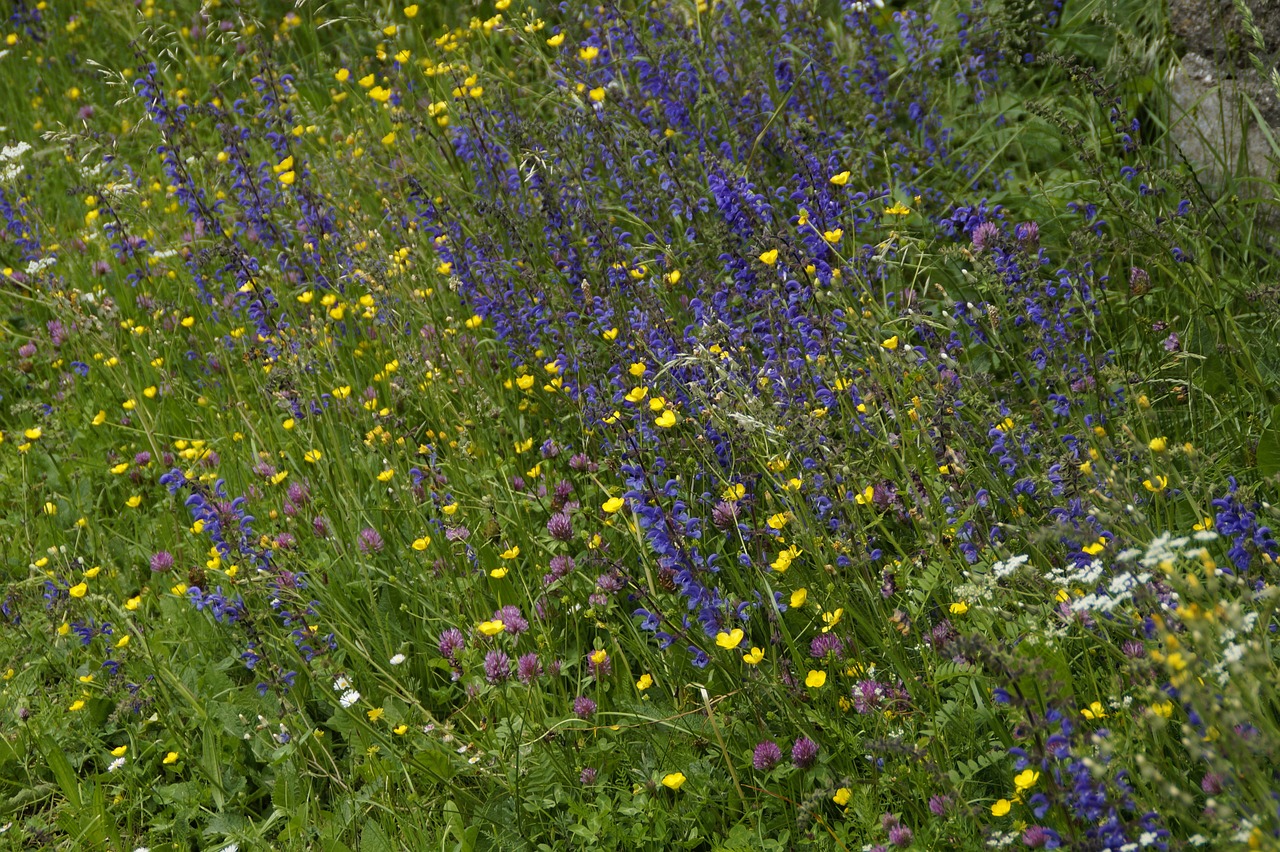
[1,0,1278,849]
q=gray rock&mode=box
[1169,0,1280,66]
[1167,52,1280,196]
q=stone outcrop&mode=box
[1167,0,1280,198]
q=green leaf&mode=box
[1256,404,1280,477]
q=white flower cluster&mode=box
[334,674,360,708]
[1045,557,1155,615]
[1,140,31,181]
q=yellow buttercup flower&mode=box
[742,647,764,665]
[715,629,744,649]
[661,772,686,790]
[805,669,827,688]
[991,799,1012,817]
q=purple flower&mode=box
[928,794,950,816]
[887,825,913,847]
[791,736,819,769]
[752,740,782,771]
[711,500,739,530]
[438,628,465,661]
[493,605,529,635]
[809,633,844,659]
[357,527,384,554]
[484,650,510,684]
[572,696,597,718]
[547,512,573,541]
[580,766,598,785]
[149,551,175,573]
[971,221,1000,252]
[516,652,543,684]
[1022,825,1051,848]
[312,516,330,538]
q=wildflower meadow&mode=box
[2,0,1279,848]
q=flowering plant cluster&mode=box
[0,0,1278,848]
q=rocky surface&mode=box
[1167,0,1280,197]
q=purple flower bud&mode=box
[580,766,598,785]
[572,696,597,718]
[484,650,511,684]
[752,740,783,771]
[791,736,819,769]
[357,527,384,554]
[516,652,543,684]
[887,826,913,847]
[149,551,175,573]
[547,512,573,541]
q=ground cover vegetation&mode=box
[1,0,1279,848]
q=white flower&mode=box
[333,675,351,691]
[108,757,126,772]
[339,689,361,708]
[0,142,31,162]
[389,653,406,665]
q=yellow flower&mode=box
[412,537,430,551]
[304,449,323,463]
[547,32,565,47]
[111,745,127,757]
[661,772,686,791]
[24,426,42,440]
[771,544,801,572]
[625,386,649,403]
[790,588,807,608]
[367,707,385,722]
[489,566,509,579]
[854,485,875,505]
[163,751,179,764]
[742,647,764,665]
[69,582,88,599]
[1150,701,1173,718]
[1014,769,1040,792]
[721,483,745,501]
[588,87,606,103]
[377,468,395,482]
[1143,475,1168,492]
[1148,436,1168,453]
[636,673,653,690]
[92,410,107,426]
[1080,701,1107,720]
[602,496,626,514]
[715,628,744,649]
[126,495,142,508]
[991,799,1012,817]
[758,249,779,266]
[69,699,86,712]
[43,502,58,515]
[805,669,827,688]
[590,649,608,666]
[829,171,850,186]
[881,335,899,350]
[124,595,141,611]
[949,601,969,615]
[578,45,599,62]
[404,4,419,17]
[500,545,520,560]
[393,724,409,735]
[278,170,296,186]
[381,131,396,146]
[654,410,677,428]
[821,608,843,633]
[832,787,852,806]
[477,619,505,636]
[766,512,790,530]
[823,228,843,244]
[111,462,129,474]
